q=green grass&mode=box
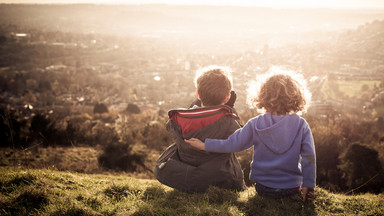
[0,145,158,179]
[322,79,381,100]
[0,147,101,173]
[1,167,383,216]
[337,80,380,97]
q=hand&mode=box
[301,187,315,202]
[225,91,237,108]
[184,138,205,150]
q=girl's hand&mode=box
[301,187,315,202]
[184,138,206,151]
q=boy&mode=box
[154,65,246,193]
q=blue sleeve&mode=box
[301,122,316,188]
[205,118,256,153]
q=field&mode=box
[1,167,383,216]
[0,147,100,173]
[321,79,381,99]
[0,146,158,180]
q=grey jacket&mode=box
[154,105,245,193]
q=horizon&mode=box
[1,0,384,9]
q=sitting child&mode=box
[154,65,246,193]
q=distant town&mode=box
[0,4,384,117]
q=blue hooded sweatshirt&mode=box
[205,113,316,189]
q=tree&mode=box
[0,35,6,44]
[98,142,146,172]
[94,103,108,114]
[339,143,384,194]
[126,103,140,114]
[30,113,59,146]
[377,116,384,131]
[0,107,28,148]
[38,80,52,92]
[0,74,7,92]
[315,133,344,191]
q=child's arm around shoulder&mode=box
[184,138,205,150]
[185,117,257,152]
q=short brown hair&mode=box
[195,66,232,106]
[253,73,307,114]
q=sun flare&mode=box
[1,0,384,9]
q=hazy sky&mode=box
[1,0,384,9]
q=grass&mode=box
[0,145,157,179]
[336,80,380,97]
[1,167,383,216]
[321,79,381,100]
[0,147,101,173]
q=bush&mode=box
[305,114,384,192]
[30,113,62,146]
[90,120,119,146]
[339,143,384,194]
[98,142,146,172]
[0,107,28,148]
[141,121,172,151]
[93,103,108,114]
[65,113,94,146]
[126,103,140,114]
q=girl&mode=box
[185,70,316,201]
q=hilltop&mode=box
[1,5,384,213]
[0,167,383,216]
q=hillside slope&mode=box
[0,167,383,216]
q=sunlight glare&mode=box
[2,0,383,9]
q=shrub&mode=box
[339,143,384,194]
[0,107,28,148]
[0,108,12,147]
[141,121,172,151]
[377,116,384,131]
[30,113,61,146]
[65,113,95,146]
[126,103,140,114]
[312,127,345,191]
[93,103,108,114]
[98,142,146,172]
[91,121,119,146]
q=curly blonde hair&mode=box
[249,69,311,115]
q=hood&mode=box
[255,113,301,154]
[168,105,237,135]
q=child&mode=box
[185,70,316,201]
[154,65,246,193]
